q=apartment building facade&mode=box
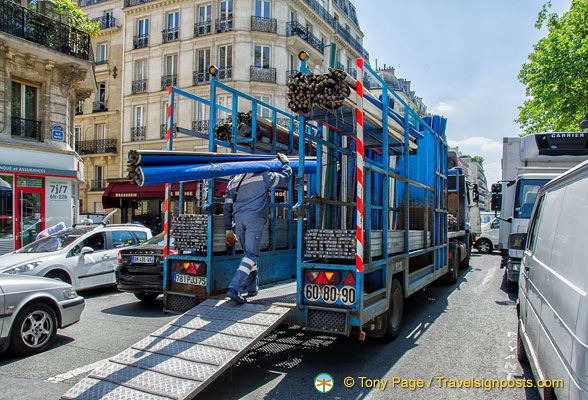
[0,0,94,254]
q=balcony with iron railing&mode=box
[90,179,106,191]
[194,20,211,37]
[160,124,177,139]
[92,15,116,30]
[193,71,210,86]
[192,120,209,134]
[336,61,345,71]
[0,0,90,61]
[130,127,145,141]
[76,139,117,155]
[286,22,323,54]
[217,67,232,82]
[124,0,151,7]
[131,79,147,94]
[216,18,232,33]
[161,74,177,91]
[80,0,112,6]
[11,117,41,141]
[251,16,276,33]
[286,69,299,83]
[93,100,108,112]
[133,34,148,49]
[162,27,178,43]
[333,20,369,60]
[250,66,276,83]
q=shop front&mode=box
[102,180,227,235]
[0,148,83,255]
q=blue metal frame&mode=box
[295,59,449,331]
[163,81,303,298]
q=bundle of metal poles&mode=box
[127,150,317,187]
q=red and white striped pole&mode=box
[163,86,173,258]
[355,58,365,273]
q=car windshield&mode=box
[480,213,494,224]
[143,232,173,247]
[514,179,551,219]
[16,228,93,253]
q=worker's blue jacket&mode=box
[223,164,292,229]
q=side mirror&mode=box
[80,246,94,255]
[491,193,502,211]
[508,233,527,251]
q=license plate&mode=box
[132,256,155,264]
[173,273,206,286]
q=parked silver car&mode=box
[0,224,152,291]
[0,275,85,355]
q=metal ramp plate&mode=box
[62,296,293,400]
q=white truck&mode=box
[492,132,588,291]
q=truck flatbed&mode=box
[61,281,296,400]
[448,230,466,239]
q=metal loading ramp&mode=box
[61,290,294,400]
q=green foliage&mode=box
[516,0,588,135]
[472,156,484,166]
[47,0,99,37]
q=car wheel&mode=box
[10,303,58,355]
[45,271,71,284]
[134,293,159,302]
[476,239,493,254]
[384,279,404,341]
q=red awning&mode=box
[102,180,227,209]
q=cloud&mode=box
[447,136,503,185]
[431,101,454,114]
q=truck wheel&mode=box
[476,239,493,254]
[134,293,159,302]
[384,279,403,341]
[517,322,528,363]
[459,239,471,270]
[447,244,459,284]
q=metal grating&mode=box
[62,299,292,400]
[166,293,198,313]
[307,308,348,336]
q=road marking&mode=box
[406,323,422,339]
[45,358,109,383]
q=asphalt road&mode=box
[0,253,539,400]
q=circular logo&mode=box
[314,373,334,393]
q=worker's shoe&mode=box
[227,288,247,304]
[246,290,258,298]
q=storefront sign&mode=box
[48,182,69,201]
[0,164,77,178]
[51,125,64,141]
[115,193,138,198]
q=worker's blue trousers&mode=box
[228,216,265,294]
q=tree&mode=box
[48,0,99,37]
[472,156,484,166]
[516,0,588,135]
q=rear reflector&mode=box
[342,271,356,286]
[315,271,329,285]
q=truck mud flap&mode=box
[164,291,201,314]
[306,306,350,336]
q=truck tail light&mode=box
[306,270,320,283]
[306,270,340,285]
[342,271,356,286]
[172,260,206,276]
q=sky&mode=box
[356,0,571,186]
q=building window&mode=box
[163,11,179,43]
[195,4,211,36]
[95,123,106,141]
[193,101,209,134]
[75,100,83,115]
[254,95,271,119]
[92,165,104,191]
[96,42,108,64]
[134,18,149,49]
[289,9,296,23]
[11,80,40,140]
[194,48,211,85]
[131,105,145,141]
[218,45,232,81]
[217,1,233,32]
[255,0,270,18]
[94,83,107,112]
[132,60,147,94]
[254,45,270,68]
[217,95,232,121]
[74,126,81,144]
[162,54,177,90]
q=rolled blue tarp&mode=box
[128,150,280,167]
[135,160,317,186]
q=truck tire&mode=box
[384,279,403,341]
[447,243,459,284]
[459,235,471,270]
[476,238,493,254]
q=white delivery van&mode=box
[514,159,588,400]
[475,217,499,254]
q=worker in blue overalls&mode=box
[223,153,292,303]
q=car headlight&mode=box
[63,287,78,299]
[3,261,41,274]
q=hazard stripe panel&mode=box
[62,299,292,400]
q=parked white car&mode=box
[475,217,500,254]
[0,224,152,290]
